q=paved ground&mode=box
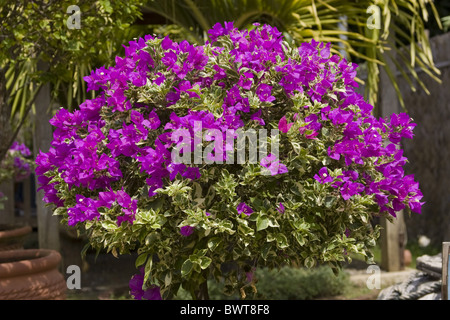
[24,229,420,300]
[347,266,417,288]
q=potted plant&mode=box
[0,248,66,300]
[0,224,32,251]
[0,141,34,250]
[35,22,424,300]
[0,143,67,300]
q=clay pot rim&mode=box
[0,249,62,278]
[0,224,32,238]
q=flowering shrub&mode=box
[36,22,423,300]
[0,141,33,211]
[0,141,33,183]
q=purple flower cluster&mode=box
[237,202,254,216]
[3,141,33,181]
[260,153,288,176]
[277,202,285,214]
[161,22,287,168]
[67,189,138,226]
[275,40,357,100]
[129,267,161,300]
[180,225,195,237]
[10,141,32,157]
[312,109,423,216]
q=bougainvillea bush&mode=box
[36,22,423,300]
[1,141,33,183]
[0,141,33,210]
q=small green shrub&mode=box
[207,265,349,300]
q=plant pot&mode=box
[0,224,32,251]
[0,249,67,300]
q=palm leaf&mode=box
[144,0,442,111]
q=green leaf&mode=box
[266,232,276,242]
[147,198,165,213]
[256,215,269,231]
[186,84,202,98]
[268,217,280,228]
[53,207,66,216]
[324,196,336,208]
[293,232,306,246]
[181,259,194,277]
[199,256,212,270]
[135,253,148,268]
[261,243,272,260]
[304,256,316,269]
[238,223,254,236]
[101,220,117,231]
[204,185,216,207]
[143,257,153,284]
[275,233,289,249]
[217,219,235,235]
[145,232,159,246]
[100,0,113,13]
[207,237,222,252]
[326,242,336,252]
[192,182,202,198]
[164,272,172,287]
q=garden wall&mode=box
[398,31,450,247]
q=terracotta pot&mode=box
[403,249,412,266]
[0,249,66,300]
[0,224,32,251]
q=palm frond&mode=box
[144,0,442,111]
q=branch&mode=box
[3,83,44,161]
